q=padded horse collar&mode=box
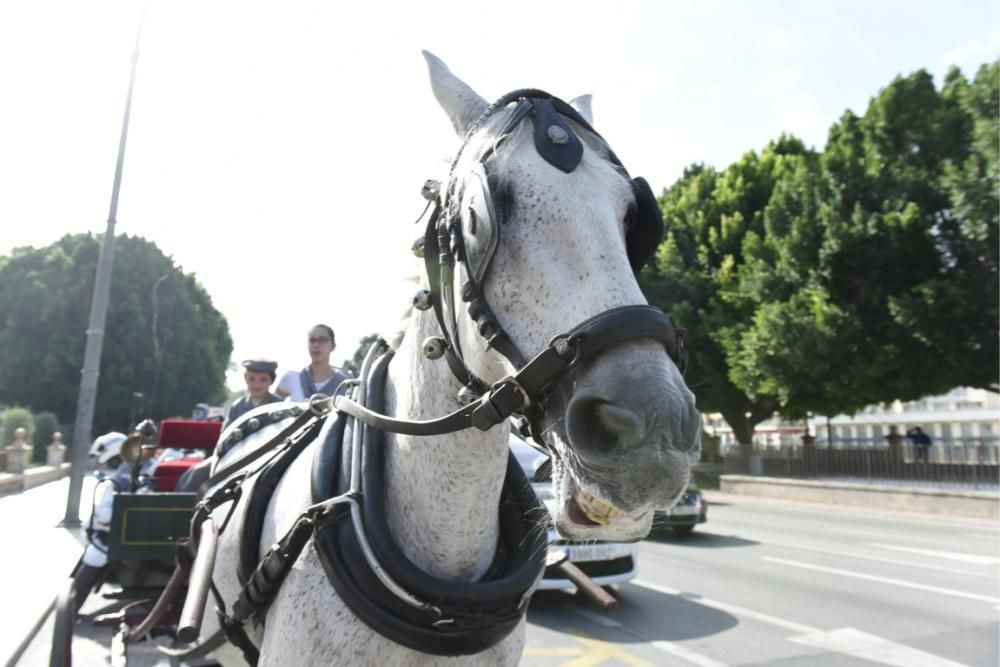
[311,345,548,655]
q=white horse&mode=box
[195,51,701,666]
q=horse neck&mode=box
[381,308,509,581]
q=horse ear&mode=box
[568,95,593,125]
[423,50,488,136]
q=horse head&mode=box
[425,52,701,542]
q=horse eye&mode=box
[625,203,638,230]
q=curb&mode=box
[718,475,999,519]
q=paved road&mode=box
[14,489,999,665]
[524,494,999,666]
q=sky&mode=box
[1,0,997,396]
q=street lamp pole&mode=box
[64,17,144,525]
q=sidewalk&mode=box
[717,474,999,519]
[0,476,94,667]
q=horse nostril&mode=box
[566,394,646,458]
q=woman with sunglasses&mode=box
[275,324,353,401]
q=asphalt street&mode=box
[524,494,999,666]
[10,485,999,666]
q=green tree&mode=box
[0,234,233,432]
[735,64,998,412]
[651,62,998,440]
[32,411,60,463]
[343,333,379,376]
[640,136,813,443]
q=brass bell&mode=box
[413,289,433,311]
[422,336,447,360]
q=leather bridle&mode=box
[333,89,687,444]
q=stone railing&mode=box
[0,430,70,494]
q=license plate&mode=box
[669,505,698,517]
[563,543,631,562]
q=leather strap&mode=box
[331,304,684,438]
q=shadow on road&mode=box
[528,584,738,644]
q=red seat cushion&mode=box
[154,459,202,492]
[157,419,222,451]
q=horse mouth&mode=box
[567,486,627,526]
[553,470,652,540]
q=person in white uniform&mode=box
[275,323,353,401]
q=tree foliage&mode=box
[343,333,379,376]
[32,411,60,463]
[0,407,34,451]
[0,234,233,432]
[641,62,998,439]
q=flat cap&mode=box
[242,358,278,375]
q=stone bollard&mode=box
[47,431,67,466]
[5,427,33,474]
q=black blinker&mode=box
[626,177,664,272]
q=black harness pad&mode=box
[237,417,329,586]
[627,176,665,272]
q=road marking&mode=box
[747,537,997,577]
[632,579,816,634]
[567,607,728,667]
[868,543,1000,565]
[789,627,972,667]
[631,581,970,666]
[570,636,654,666]
[762,557,1000,603]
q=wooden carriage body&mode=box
[106,418,220,562]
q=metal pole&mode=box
[64,17,144,525]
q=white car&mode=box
[509,436,638,590]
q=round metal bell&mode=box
[412,289,433,311]
[421,179,440,201]
[422,336,447,360]
[411,236,425,258]
[247,417,261,432]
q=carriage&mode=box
[51,418,222,667]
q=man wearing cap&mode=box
[225,359,283,428]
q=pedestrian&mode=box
[275,324,353,401]
[225,358,283,427]
[906,426,933,463]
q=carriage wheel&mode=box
[49,578,76,667]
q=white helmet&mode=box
[89,432,127,468]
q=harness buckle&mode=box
[308,393,334,416]
[493,375,531,410]
[547,333,585,369]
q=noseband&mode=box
[335,89,687,443]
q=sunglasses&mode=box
[308,336,332,344]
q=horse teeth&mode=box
[577,490,625,521]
